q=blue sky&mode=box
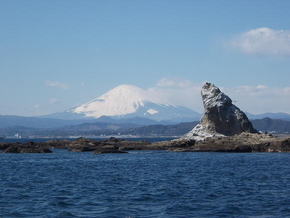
[1,0,290,116]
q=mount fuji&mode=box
[44,84,201,122]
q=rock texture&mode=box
[182,82,258,140]
[2,141,52,153]
[1,135,290,153]
[191,133,290,152]
[0,137,197,154]
[0,137,154,154]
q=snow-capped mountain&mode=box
[71,84,170,118]
[46,84,201,122]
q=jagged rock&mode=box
[182,82,258,140]
[45,139,72,149]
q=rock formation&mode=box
[0,137,154,154]
[1,81,289,154]
[1,134,290,154]
[182,82,258,140]
[193,133,289,152]
[2,141,52,153]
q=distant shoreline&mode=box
[1,135,180,140]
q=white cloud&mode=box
[147,79,204,112]
[231,27,290,56]
[234,85,269,94]
[94,47,101,52]
[49,98,60,104]
[46,80,69,90]
[156,78,193,88]
[256,85,268,90]
[284,87,290,94]
[147,79,290,114]
[223,85,290,114]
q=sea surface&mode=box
[1,138,290,217]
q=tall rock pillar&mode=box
[182,82,258,140]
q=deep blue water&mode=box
[1,139,290,217]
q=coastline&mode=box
[1,133,290,154]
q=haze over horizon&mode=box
[1,1,289,116]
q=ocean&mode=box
[1,138,290,217]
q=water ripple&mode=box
[1,152,290,217]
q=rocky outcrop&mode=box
[67,137,153,153]
[67,137,100,152]
[0,142,11,150]
[93,146,128,154]
[174,133,290,153]
[45,139,73,149]
[182,82,258,140]
[3,141,52,153]
[1,135,290,153]
[151,139,195,151]
[170,82,290,152]
[0,137,153,154]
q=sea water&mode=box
[1,139,290,217]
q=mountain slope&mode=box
[1,118,290,138]
[46,84,201,121]
[251,117,290,133]
[71,84,165,118]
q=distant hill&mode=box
[123,121,199,136]
[0,115,97,128]
[0,121,199,138]
[0,115,173,129]
[246,112,290,121]
[251,117,290,133]
[1,117,290,138]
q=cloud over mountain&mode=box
[221,85,290,114]
[149,78,290,115]
[156,78,193,88]
[46,81,69,90]
[49,98,60,104]
[147,79,204,113]
[47,84,201,122]
[231,27,290,56]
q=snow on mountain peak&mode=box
[70,84,170,118]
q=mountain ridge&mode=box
[44,84,201,121]
[1,118,290,138]
[246,112,290,121]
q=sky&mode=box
[0,0,290,116]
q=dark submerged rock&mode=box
[93,145,128,154]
